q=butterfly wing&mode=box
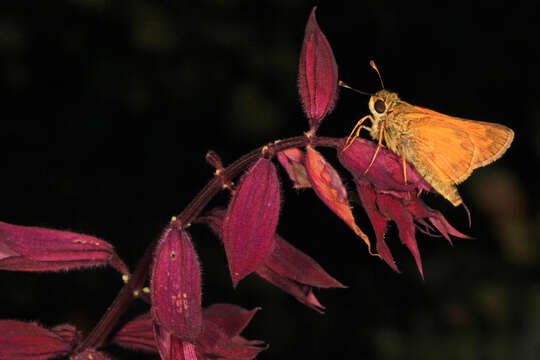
[402,113,476,184]
[412,106,514,169]
[395,107,513,206]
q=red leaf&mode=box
[356,185,397,272]
[339,138,469,277]
[0,320,72,360]
[305,146,372,251]
[0,221,128,274]
[256,264,326,313]
[151,226,202,343]
[223,158,281,286]
[203,304,260,338]
[113,313,157,353]
[264,234,345,289]
[197,319,266,360]
[298,7,339,133]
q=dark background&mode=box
[1,1,538,359]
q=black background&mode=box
[1,1,538,359]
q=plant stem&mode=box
[74,135,340,353]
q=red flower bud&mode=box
[223,158,281,286]
[298,7,339,133]
[151,225,202,343]
[0,221,128,274]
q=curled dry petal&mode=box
[0,221,128,274]
[0,320,73,360]
[306,146,372,251]
[151,225,202,343]
[298,6,339,133]
[113,313,156,353]
[223,158,281,287]
[277,148,312,189]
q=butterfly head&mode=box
[369,89,399,120]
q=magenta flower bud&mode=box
[151,225,202,343]
[305,146,372,250]
[0,221,128,274]
[113,313,156,353]
[277,148,312,189]
[0,320,74,360]
[298,7,339,133]
[339,138,470,277]
[223,158,281,287]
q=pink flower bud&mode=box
[223,158,280,286]
[151,226,202,343]
[0,221,128,274]
[298,7,339,133]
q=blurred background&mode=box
[1,1,538,359]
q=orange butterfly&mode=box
[342,61,514,207]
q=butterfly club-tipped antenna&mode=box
[369,60,385,89]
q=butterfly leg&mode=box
[363,120,385,175]
[342,115,374,152]
[401,153,407,184]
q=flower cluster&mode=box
[1,6,469,360]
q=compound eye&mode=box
[374,99,386,114]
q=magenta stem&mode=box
[74,135,340,353]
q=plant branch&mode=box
[74,134,341,353]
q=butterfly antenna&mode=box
[369,60,385,89]
[338,80,372,96]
